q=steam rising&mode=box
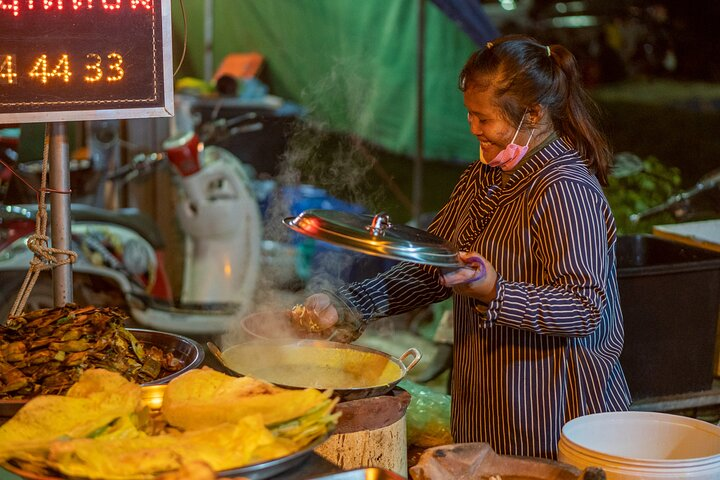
[222,56,392,348]
[213,59,430,388]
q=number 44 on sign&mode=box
[1,53,125,85]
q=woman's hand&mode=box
[290,292,367,343]
[440,251,498,303]
[290,293,339,333]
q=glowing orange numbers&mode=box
[84,52,124,83]
[0,55,18,84]
[84,53,103,82]
[105,52,124,82]
[0,52,126,85]
[29,54,71,83]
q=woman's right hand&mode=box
[291,293,339,333]
[291,292,367,343]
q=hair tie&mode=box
[486,41,494,50]
[546,45,551,57]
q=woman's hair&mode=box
[459,34,612,185]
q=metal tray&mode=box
[218,433,329,479]
[3,432,330,480]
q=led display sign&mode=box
[0,0,173,123]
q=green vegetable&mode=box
[605,154,682,234]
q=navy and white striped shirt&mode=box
[337,138,632,459]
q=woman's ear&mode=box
[528,104,554,130]
[526,104,544,126]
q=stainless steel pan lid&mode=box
[283,209,461,267]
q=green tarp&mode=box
[171,0,481,162]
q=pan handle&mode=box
[399,348,422,372]
[206,341,242,377]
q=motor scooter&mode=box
[0,115,264,335]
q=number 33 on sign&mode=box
[0,52,125,85]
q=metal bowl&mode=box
[0,328,204,418]
[239,311,326,341]
[128,328,205,385]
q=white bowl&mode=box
[558,411,720,480]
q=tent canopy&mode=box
[171,0,498,163]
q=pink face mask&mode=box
[479,115,535,171]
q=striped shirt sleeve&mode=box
[487,178,613,337]
[335,163,478,319]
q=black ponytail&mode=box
[459,35,613,185]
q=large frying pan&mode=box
[209,339,421,401]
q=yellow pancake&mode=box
[162,367,329,430]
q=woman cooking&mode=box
[291,34,632,459]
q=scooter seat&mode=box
[14,203,165,249]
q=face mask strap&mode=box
[512,108,537,148]
[510,110,528,144]
[524,128,535,147]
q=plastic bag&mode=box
[400,379,453,447]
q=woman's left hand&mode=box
[440,251,498,303]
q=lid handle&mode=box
[366,213,392,237]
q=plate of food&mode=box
[0,304,204,418]
[0,367,339,480]
[3,434,331,480]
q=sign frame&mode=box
[0,0,174,123]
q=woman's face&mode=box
[463,86,517,162]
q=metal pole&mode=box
[412,0,426,226]
[49,122,73,306]
[203,0,214,83]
